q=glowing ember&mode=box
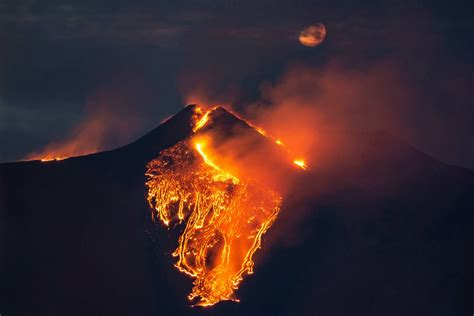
[293,159,307,170]
[254,126,268,137]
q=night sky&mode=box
[1,0,473,167]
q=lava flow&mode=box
[146,106,306,306]
[40,156,69,162]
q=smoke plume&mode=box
[26,74,151,161]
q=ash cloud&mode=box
[180,2,474,169]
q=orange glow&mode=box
[298,23,326,47]
[40,156,69,162]
[25,78,149,163]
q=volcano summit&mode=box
[145,106,304,306]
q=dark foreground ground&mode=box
[1,105,473,315]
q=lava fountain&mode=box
[146,106,306,306]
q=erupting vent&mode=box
[145,106,305,306]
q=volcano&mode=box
[1,105,473,315]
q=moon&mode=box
[299,23,326,47]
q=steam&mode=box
[229,58,471,171]
[179,71,241,111]
[244,61,414,168]
[25,76,150,161]
[180,58,473,249]
[182,60,420,180]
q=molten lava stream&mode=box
[146,105,308,307]
[146,140,282,306]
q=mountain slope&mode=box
[0,105,473,315]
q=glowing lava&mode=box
[293,159,307,170]
[146,140,281,306]
[145,106,307,306]
[40,157,69,162]
[193,110,212,132]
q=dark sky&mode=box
[0,0,473,167]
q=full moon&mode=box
[299,23,326,47]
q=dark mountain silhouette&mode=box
[1,105,473,315]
